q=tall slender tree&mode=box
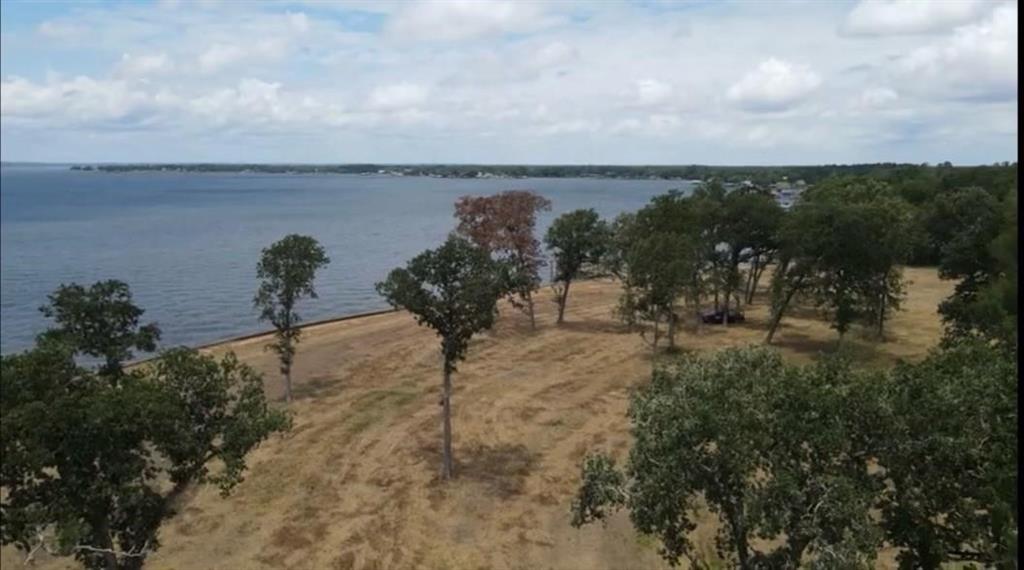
[375,235,507,479]
[254,235,330,403]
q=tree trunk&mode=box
[765,282,800,344]
[557,280,571,324]
[441,359,454,480]
[722,291,729,329]
[749,256,757,304]
[786,536,810,568]
[744,256,757,304]
[283,359,292,403]
[651,318,660,355]
[724,504,751,570]
[666,308,677,349]
[877,291,886,339]
[525,290,536,330]
[693,285,703,335]
[748,260,767,304]
[93,514,119,570]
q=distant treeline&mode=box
[70,161,1017,185]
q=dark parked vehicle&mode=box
[701,309,746,324]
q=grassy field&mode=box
[2,267,952,570]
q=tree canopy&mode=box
[254,234,330,402]
[2,285,289,570]
[544,209,610,324]
[571,342,1017,569]
[38,280,160,379]
[375,235,508,479]
[454,190,552,328]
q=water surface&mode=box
[1,166,692,354]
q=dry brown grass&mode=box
[1,267,952,570]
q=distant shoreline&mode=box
[58,161,1004,183]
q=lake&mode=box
[0,165,693,355]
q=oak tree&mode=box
[375,235,508,479]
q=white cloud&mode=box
[367,82,430,110]
[857,86,899,108]
[842,0,995,36]
[0,75,173,127]
[115,53,174,77]
[528,41,579,70]
[1,1,1017,163]
[635,79,673,107]
[385,0,558,42]
[288,11,310,33]
[36,20,84,40]
[726,58,822,111]
[197,40,287,73]
[893,3,1017,100]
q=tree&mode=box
[803,179,914,338]
[254,234,330,403]
[454,190,552,329]
[544,209,610,324]
[924,188,1016,346]
[724,189,784,305]
[613,231,693,352]
[570,347,882,568]
[375,235,507,479]
[1,341,290,570]
[875,341,1017,569]
[765,190,909,344]
[38,280,160,380]
[607,196,697,351]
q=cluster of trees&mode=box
[571,341,1017,568]
[2,281,291,570]
[566,168,1018,567]
[604,183,785,350]
[1,233,336,568]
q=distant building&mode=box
[771,180,804,211]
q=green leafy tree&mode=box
[731,189,785,305]
[766,190,909,343]
[1,340,289,570]
[607,196,697,351]
[375,235,507,479]
[38,280,160,380]
[254,234,330,402]
[926,188,1016,346]
[544,209,610,324]
[571,347,883,568]
[875,341,1017,569]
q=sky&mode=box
[0,0,1017,165]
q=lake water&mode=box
[0,165,692,355]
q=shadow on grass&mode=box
[771,330,840,358]
[771,330,890,366]
[290,374,346,401]
[556,318,632,335]
[418,442,540,499]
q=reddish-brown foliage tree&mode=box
[454,190,552,328]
